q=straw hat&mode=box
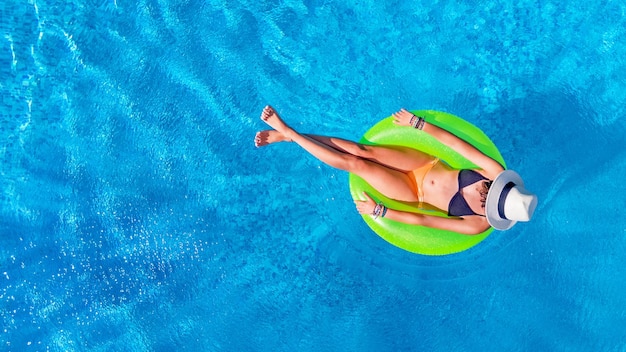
[485,170,538,230]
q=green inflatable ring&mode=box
[349,110,506,256]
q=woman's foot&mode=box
[254,130,289,147]
[260,105,295,137]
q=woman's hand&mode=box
[392,108,416,127]
[355,192,377,215]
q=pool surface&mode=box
[2,0,626,351]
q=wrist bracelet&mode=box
[417,117,425,130]
[411,115,425,130]
[372,202,383,219]
[409,115,417,128]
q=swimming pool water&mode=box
[2,0,626,351]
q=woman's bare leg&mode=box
[255,130,434,172]
[258,106,421,202]
[304,135,434,172]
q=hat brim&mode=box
[485,170,524,230]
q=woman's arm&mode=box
[392,109,504,179]
[355,192,489,235]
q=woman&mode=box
[255,106,537,235]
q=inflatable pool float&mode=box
[348,110,506,256]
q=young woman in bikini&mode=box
[255,106,537,235]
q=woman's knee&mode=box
[344,154,370,173]
[352,143,376,159]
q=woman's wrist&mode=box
[410,114,425,130]
[371,202,387,219]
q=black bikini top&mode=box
[448,169,488,217]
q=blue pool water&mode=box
[2,0,626,351]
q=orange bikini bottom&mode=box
[408,158,439,207]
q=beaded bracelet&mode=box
[372,203,382,218]
[411,114,425,130]
[417,117,425,130]
[372,202,387,219]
